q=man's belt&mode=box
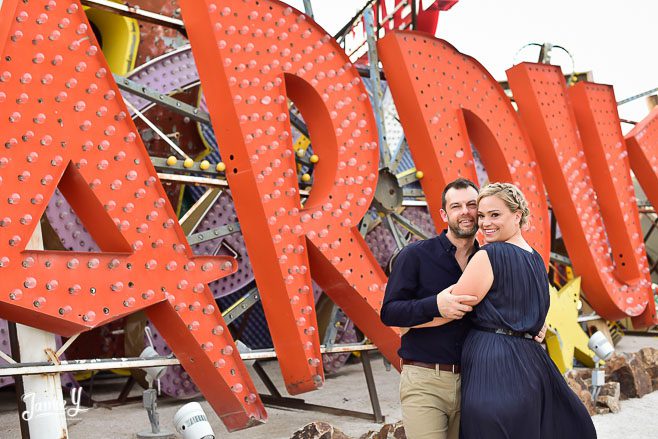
[401,359,460,374]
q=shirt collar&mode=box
[438,229,480,254]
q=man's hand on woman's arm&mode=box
[436,285,478,319]
[398,285,479,335]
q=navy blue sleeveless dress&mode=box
[460,242,596,439]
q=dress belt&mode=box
[401,359,460,373]
[474,325,535,340]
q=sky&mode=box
[283,0,657,133]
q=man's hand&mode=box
[534,323,548,343]
[436,286,478,319]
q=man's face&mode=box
[441,187,479,238]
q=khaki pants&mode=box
[399,364,461,439]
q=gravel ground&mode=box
[0,335,656,438]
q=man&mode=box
[381,177,480,439]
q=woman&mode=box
[418,183,596,438]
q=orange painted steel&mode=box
[0,0,265,431]
[378,33,550,262]
[626,108,658,222]
[178,0,401,395]
[378,0,449,34]
[507,64,657,326]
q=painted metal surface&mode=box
[378,33,551,262]
[626,108,658,230]
[190,190,254,297]
[545,277,595,373]
[123,43,204,214]
[378,0,457,34]
[507,64,656,326]
[365,206,436,268]
[122,45,198,115]
[17,225,69,438]
[46,189,100,252]
[130,0,186,66]
[0,316,84,391]
[179,0,402,395]
[0,0,264,430]
[84,4,140,75]
[343,0,456,63]
[47,188,256,303]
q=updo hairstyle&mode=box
[477,182,530,228]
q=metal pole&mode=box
[384,214,407,251]
[0,344,380,376]
[302,0,314,18]
[113,74,212,126]
[8,323,30,439]
[322,305,341,348]
[376,0,381,30]
[360,350,384,423]
[333,0,378,41]
[364,7,391,167]
[617,86,658,106]
[123,100,190,160]
[16,225,69,438]
[538,43,553,64]
[410,0,417,30]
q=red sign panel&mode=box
[0,0,264,430]
[378,33,551,261]
[507,64,655,326]
[178,0,401,395]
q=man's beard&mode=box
[448,218,478,238]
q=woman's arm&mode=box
[397,255,493,336]
[399,317,454,335]
[411,316,454,329]
[451,249,494,306]
[397,256,492,335]
[396,283,474,334]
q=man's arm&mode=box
[380,245,441,327]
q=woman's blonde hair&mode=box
[477,182,530,228]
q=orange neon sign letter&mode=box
[507,64,656,325]
[178,0,401,394]
[0,0,266,430]
[378,32,550,260]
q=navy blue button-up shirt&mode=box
[381,230,477,364]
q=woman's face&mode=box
[477,195,522,243]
